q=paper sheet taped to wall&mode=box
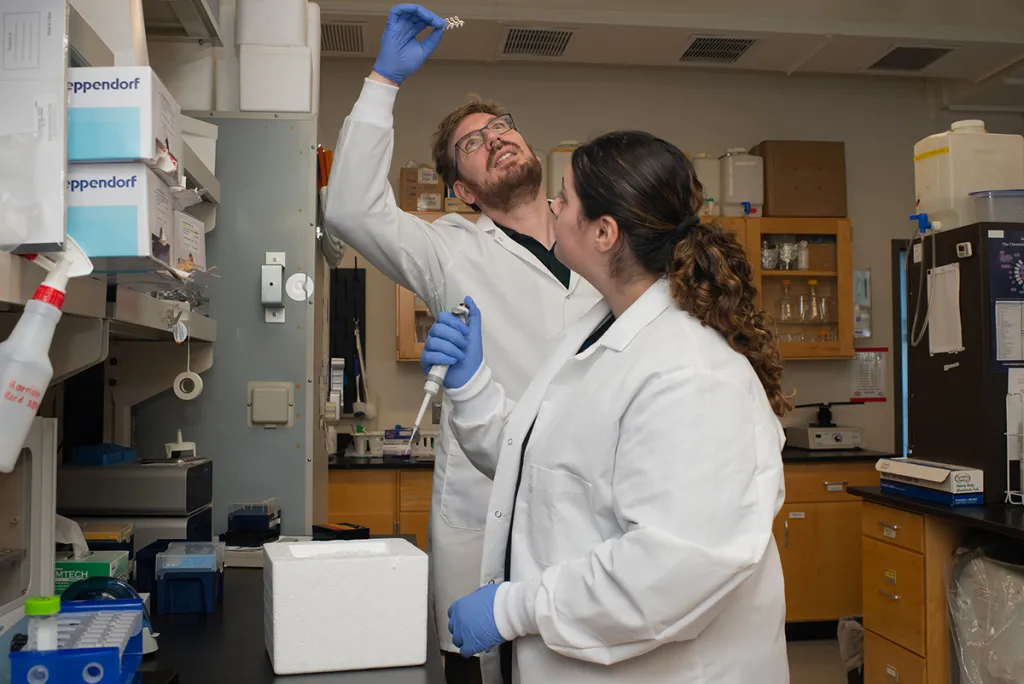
[927,263,964,355]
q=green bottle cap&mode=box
[24,596,60,616]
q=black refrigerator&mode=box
[907,222,1024,504]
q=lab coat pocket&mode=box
[525,465,601,567]
[440,435,494,531]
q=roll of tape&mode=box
[173,371,203,401]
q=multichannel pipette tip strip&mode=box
[445,16,465,30]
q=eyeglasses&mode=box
[454,114,516,155]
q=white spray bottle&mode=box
[0,237,93,472]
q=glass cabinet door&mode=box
[750,218,854,359]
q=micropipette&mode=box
[409,302,470,452]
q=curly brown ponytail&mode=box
[668,221,791,416]
[570,131,791,417]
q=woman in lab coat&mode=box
[421,131,791,684]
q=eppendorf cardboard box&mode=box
[55,550,131,595]
[876,458,983,495]
[399,165,444,212]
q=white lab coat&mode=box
[447,278,790,684]
[324,79,601,653]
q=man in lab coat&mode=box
[323,5,599,682]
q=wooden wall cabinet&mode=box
[746,217,855,360]
[774,462,879,622]
[395,215,853,361]
[327,469,433,551]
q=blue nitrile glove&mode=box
[372,4,448,85]
[420,297,482,389]
[448,583,505,658]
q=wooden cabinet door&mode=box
[399,511,430,552]
[396,285,434,361]
[328,470,398,535]
[774,502,821,622]
[774,502,863,621]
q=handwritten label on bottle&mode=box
[3,379,42,411]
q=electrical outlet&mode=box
[432,402,442,424]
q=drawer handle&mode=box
[784,520,789,548]
[878,589,901,601]
[823,480,848,492]
[886,664,899,681]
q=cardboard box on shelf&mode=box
[173,211,207,272]
[400,166,444,212]
[66,164,174,272]
[750,141,847,218]
[67,67,182,183]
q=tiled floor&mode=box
[789,639,849,684]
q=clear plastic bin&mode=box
[155,542,225,578]
[971,189,1024,223]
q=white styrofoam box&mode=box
[172,210,207,272]
[264,538,428,675]
[239,46,312,113]
[66,164,174,272]
[0,0,68,252]
[182,115,219,173]
[236,0,307,47]
[67,67,182,183]
[307,0,321,115]
[147,42,215,112]
[215,0,241,111]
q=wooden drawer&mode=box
[862,502,924,553]
[784,462,879,503]
[864,629,926,684]
[399,471,433,512]
[862,537,926,655]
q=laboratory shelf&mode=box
[182,141,221,208]
[0,251,107,319]
[142,0,223,47]
[69,5,114,68]
[761,270,839,278]
[109,286,218,343]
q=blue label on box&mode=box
[68,107,143,161]
[881,480,983,507]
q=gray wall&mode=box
[136,115,318,536]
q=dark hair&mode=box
[570,131,791,417]
[431,100,505,189]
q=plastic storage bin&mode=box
[721,148,764,217]
[547,142,579,199]
[691,154,721,216]
[971,190,1024,223]
[914,120,1024,231]
[155,542,224,614]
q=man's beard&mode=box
[462,148,544,214]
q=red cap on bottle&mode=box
[31,285,65,311]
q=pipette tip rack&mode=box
[9,599,145,684]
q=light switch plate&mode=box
[247,381,295,428]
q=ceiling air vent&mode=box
[501,28,574,58]
[680,36,755,65]
[321,22,366,54]
[868,46,953,72]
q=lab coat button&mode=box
[494,510,502,518]
[507,439,513,445]
[487,580,495,585]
